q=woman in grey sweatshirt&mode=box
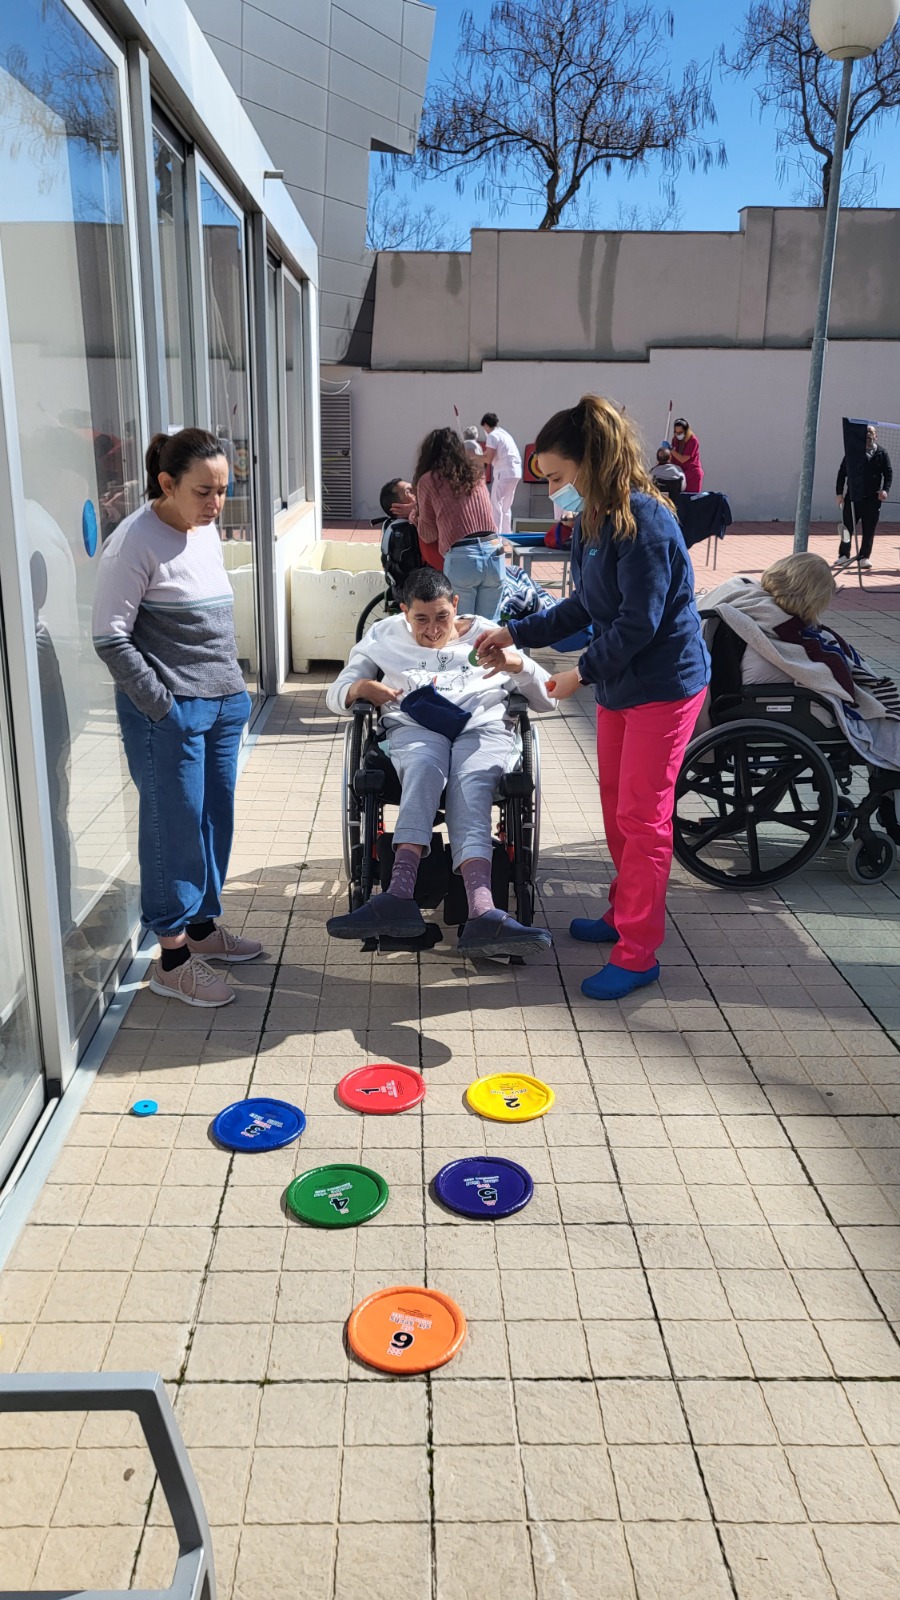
[92,428,262,1008]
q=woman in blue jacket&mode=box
[477,395,710,1000]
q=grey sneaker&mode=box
[149,955,235,1008]
[186,924,263,963]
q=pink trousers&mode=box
[596,690,706,971]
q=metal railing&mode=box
[0,1372,215,1599]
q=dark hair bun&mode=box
[145,427,223,500]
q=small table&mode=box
[506,535,573,597]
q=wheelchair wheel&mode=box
[523,722,541,877]
[356,590,391,642]
[847,833,896,884]
[673,719,837,888]
[341,716,367,882]
[507,723,540,926]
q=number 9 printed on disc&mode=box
[347,1285,466,1374]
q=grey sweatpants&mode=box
[385,721,516,868]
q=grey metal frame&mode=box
[0,1372,215,1600]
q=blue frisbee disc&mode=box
[132,1099,158,1117]
[211,1096,306,1152]
[433,1155,534,1219]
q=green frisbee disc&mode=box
[285,1163,389,1229]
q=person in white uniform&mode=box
[481,411,522,536]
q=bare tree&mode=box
[366,160,470,251]
[611,195,684,230]
[727,1,900,205]
[414,0,725,231]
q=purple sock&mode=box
[460,857,496,918]
[388,844,421,899]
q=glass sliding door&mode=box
[153,116,195,431]
[199,171,259,697]
[0,645,44,1185]
[0,0,141,1050]
[267,257,285,510]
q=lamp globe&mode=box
[809,0,900,59]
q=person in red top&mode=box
[669,417,703,493]
[411,428,503,618]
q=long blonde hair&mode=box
[534,394,668,541]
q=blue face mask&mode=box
[551,481,584,516]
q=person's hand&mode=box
[346,678,402,708]
[481,645,523,678]
[474,626,513,659]
[391,497,415,518]
[836,495,844,507]
[545,668,582,701]
[880,490,888,501]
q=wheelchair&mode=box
[340,693,541,951]
[673,618,900,889]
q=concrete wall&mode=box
[371,209,900,369]
[186,0,434,363]
[341,343,900,523]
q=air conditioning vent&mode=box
[321,391,352,519]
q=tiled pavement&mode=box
[3,556,900,1596]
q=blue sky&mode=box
[383,0,900,236]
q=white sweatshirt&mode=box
[326,614,557,728]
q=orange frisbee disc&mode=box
[347,1284,467,1374]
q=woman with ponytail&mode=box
[476,396,709,1001]
[92,428,261,1008]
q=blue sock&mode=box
[569,915,618,944]
[581,963,660,1001]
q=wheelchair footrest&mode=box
[362,926,444,953]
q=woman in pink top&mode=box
[412,428,504,619]
[670,417,703,493]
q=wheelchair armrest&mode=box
[351,698,378,717]
[715,684,840,718]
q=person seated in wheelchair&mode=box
[701,553,900,770]
[326,567,557,956]
[378,478,440,590]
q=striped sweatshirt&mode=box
[92,501,245,720]
[411,469,497,557]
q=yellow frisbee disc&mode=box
[466,1071,555,1123]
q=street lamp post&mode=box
[793,0,900,553]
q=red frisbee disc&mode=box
[337,1063,426,1115]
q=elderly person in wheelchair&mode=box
[677,552,900,887]
[326,567,556,955]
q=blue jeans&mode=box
[443,539,504,620]
[117,690,251,936]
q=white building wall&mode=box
[344,344,900,523]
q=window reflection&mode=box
[154,122,195,429]
[200,173,259,692]
[0,0,141,1046]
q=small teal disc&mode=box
[132,1100,158,1117]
